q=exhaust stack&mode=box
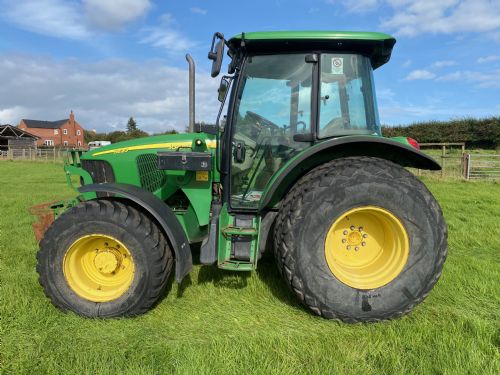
[185,54,195,133]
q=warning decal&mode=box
[331,57,344,74]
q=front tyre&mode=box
[36,200,173,317]
[274,157,447,322]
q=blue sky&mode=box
[0,0,499,133]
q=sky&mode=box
[0,0,499,133]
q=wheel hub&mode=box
[346,230,362,246]
[93,249,122,274]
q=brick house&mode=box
[18,111,86,148]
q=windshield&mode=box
[318,54,380,137]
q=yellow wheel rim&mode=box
[63,234,135,302]
[325,206,409,290]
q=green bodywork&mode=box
[66,133,217,243]
[58,30,437,277]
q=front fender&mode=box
[260,136,440,209]
[79,183,192,282]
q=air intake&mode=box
[137,154,166,192]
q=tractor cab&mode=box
[208,31,396,210]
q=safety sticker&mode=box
[196,170,209,181]
[331,57,344,74]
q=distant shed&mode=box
[0,124,39,151]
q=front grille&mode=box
[81,159,115,184]
[137,154,166,192]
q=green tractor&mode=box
[36,31,447,322]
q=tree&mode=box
[126,117,138,133]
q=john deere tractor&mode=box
[36,31,447,322]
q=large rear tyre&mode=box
[36,200,173,317]
[274,157,447,322]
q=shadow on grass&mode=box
[159,241,305,312]
[197,266,250,289]
[256,252,305,311]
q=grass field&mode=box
[1,161,499,374]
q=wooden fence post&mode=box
[441,145,446,178]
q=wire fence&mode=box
[0,148,66,161]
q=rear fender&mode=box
[260,136,440,209]
[79,183,192,282]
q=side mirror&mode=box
[218,78,229,102]
[208,32,225,78]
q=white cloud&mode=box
[140,13,197,52]
[381,0,500,38]
[436,71,463,81]
[432,69,500,87]
[0,0,90,39]
[402,59,412,68]
[0,0,151,39]
[431,60,457,68]
[189,7,207,15]
[341,0,379,13]
[84,0,151,30]
[0,55,220,133]
[0,105,28,125]
[404,69,436,80]
[477,55,500,64]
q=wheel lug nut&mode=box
[342,239,347,243]
[346,245,351,250]
[343,230,348,235]
[362,242,366,246]
[358,227,363,231]
[355,247,359,251]
[363,234,368,238]
[350,225,355,230]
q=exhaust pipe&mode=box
[185,54,195,133]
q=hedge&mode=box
[381,117,500,148]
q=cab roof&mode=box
[228,31,396,69]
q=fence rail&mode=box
[0,148,66,161]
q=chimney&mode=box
[70,110,75,123]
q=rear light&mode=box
[406,137,420,150]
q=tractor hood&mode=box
[83,133,216,159]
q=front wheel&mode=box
[274,157,447,322]
[36,200,173,317]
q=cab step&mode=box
[217,204,260,271]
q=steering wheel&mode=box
[246,111,280,131]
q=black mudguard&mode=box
[260,136,441,209]
[79,183,192,282]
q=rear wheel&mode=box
[274,156,447,322]
[37,200,173,317]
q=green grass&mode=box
[1,160,499,374]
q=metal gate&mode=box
[464,154,500,180]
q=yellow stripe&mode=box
[93,140,217,157]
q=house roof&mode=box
[0,124,39,139]
[22,119,69,129]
